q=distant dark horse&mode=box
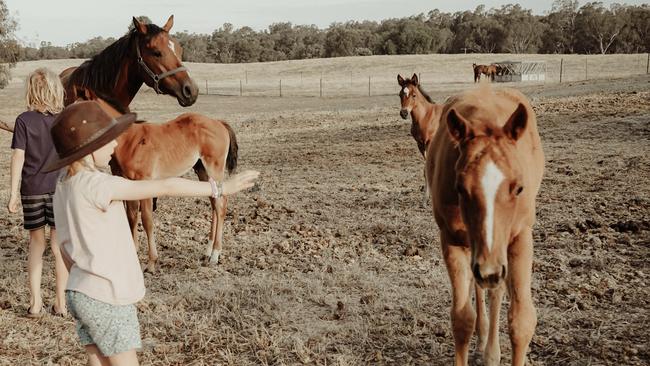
[472,63,498,82]
[60,17,237,272]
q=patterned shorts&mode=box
[66,290,142,357]
[21,193,55,230]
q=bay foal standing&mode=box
[426,86,544,365]
[397,73,443,159]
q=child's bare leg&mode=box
[108,349,139,366]
[27,227,47,314]
[85,345,110,366]
[49,228,68,314]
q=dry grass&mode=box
[0,56,649,365]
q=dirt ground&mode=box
[0,63,648,365]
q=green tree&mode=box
[574,2,627,54]
[0,0,18,88]
[494,4,544,53]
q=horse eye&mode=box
[153,50,162,57]
[516,186,524,196]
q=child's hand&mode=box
[7,193,20,213]
[223,170,260,196]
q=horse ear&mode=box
[503,103,528,141]
[447,109,469,143]
[163,15,174,32]
[411,73,418,85]
[397,74,404,86]
[132,17,147,35]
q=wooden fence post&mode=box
[280,79,282,97]
[205,80,208,94]
[647,53,649,74]
[559,58,563,83]
[585,56,588,80]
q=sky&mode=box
[5,0,645,47]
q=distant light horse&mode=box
[426,85,544,365]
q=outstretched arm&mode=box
[0,118,14,133]
[109,170,259,202]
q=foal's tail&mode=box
[223,121,238,174]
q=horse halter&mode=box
[135,39,187,94]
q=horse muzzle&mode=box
[473,262,506,289]
[400,109,409,119]
[177,80,199,107]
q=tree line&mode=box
[1,1,649,71]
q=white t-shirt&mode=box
[53,170,145,305]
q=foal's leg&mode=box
[126,200,140,246]
[443,242,475,366]
[507,228,537,366]
[484,283,506,366]
[474,285,488,354]
[141,198,158,273]
[194,161,225,264]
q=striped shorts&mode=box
[21,193,55,230]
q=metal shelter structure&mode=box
[493,61,546,82]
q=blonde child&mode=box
[44,101,259,366]
[8,67,69,317]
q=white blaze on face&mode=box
[168,40,176,56]
[481,160,505,252]
[403,87,409,98]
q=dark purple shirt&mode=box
[11,111,60,195]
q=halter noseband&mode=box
[135,38,187,94]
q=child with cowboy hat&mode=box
[44,100,259,365]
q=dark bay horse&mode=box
[425,85,544,365]
[472,64,498,83]
[60,15,198,113]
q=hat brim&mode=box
[42,113,137,173]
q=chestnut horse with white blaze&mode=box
[425,85,544,365]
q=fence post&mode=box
[320,78,322,97]
[559,58,563,83]
[368,76,371,97]
[280,79,282,97]
[205,80,208,94]
[240,80,242,96]
[647,53,649,74]
[585,56,588,80]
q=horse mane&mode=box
[417,84,434,104]
[69,24,166,113]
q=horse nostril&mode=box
[400,110,408,119]
[472,263,482,281]
[182,83,192,98]
[501,265,507,279]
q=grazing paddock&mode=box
[0,56,648,365]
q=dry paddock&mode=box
[0,58,649,365]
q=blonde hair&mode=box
[65,155,98,178]
[25,68,64,114]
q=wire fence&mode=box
[190,53,650,98]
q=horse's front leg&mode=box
[443,241,475,366]
[507,228,537,366]
[484,282,506,366]
[210,195,227,264]
[140,198,158,273]
[474,285,488,354]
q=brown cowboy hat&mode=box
[42,101,136,172]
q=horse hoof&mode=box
[143,263,157,273]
